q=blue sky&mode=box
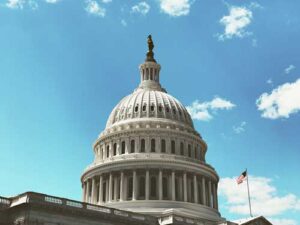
[0,0,300,224]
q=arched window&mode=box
[180,142,184,155]
[140,139,145,152]
[188,144,191,157]
[135,104,139,112]
[146,68,149,80]
[151,139,155,152]
[150,105,155,111]
[171,140,175,154]
[139,177,145,199]
[143,104,147,111]
[121,141,125,154]
[150,68,153,80]
[158,105,162,112]
[163,177,168,199]
[166,107,170,113]
[150,177,157,198]
[130,140,135,153]
[113,143,117,156]
[161,139,166,153]
[106,145,110,158]
[194,147,197,159]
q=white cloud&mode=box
[219,176,300,217]
[131,2,150,15]
[45,0,60,3]
[102,0,112,3]
[6,0,25,9]
[270,218,297,225]
[218,6,253,40]
[266,78,273,85]
[186,97,236,121]
[85,0,106,17]
[256,79,300,119]
[28,0,38,10]
[5,0,38,10]
[285,64,296,74]
[233,121,246,134]
[159,0,191,17]
[121,19,127,27]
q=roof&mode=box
[233,216,272,225]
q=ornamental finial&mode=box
[146,35,156,62]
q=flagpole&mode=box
[246,169,253,217]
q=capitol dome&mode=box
[106,89,194,129]
[81,36,223,225]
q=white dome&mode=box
[81,36,222,224]
[106,88,194,129]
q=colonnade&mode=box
[82,169,218,210]
[95,136,204,162]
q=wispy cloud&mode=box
[159,0,191,17]
[217,5,253,40]
[217,2,262,41]
[5,0,38,10]
[186,97,236,121]
[270,218,297,225]
[45,0,60,3]
[102,0,112,3]
[233,121,246,134]
[256,79,300,119]
[6,0,26,9]
[85,0,106,17]
[219,175,300,224]
[285,64,296,74]
[131,2,150,15]
[121,19,127,27]
[266,78,273,85]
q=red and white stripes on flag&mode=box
[237,170,247,184]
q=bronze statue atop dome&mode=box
[146,35,156,62]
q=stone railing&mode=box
[0,192,156,224]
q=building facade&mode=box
[0,36,272,225]
[81,36,222,224]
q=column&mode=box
[86,180,91,203]
[82,182,86,202]
[158,137,161,153]
[120,172,124,201]
[100,146,103,160]
[105,179,109,202]
[91,178,96,204]
[108,173,113,202]
[158,170,163,200]
[194,175,198,204]
[202,177,206,206]
[212,183,217,209]
[99,175,103,203]
[117,140,120,155]
[172,171,176,201]
[125,138,129,154]
[123,175,128,201]
[146,170,150,200]
[110,142,113,158]
[215,184,219,210]
[208,180,212,207]
[132,170,137,200]
[183,173,187,202]
[114,177,118,201]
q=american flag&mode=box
[237,170,247,184]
